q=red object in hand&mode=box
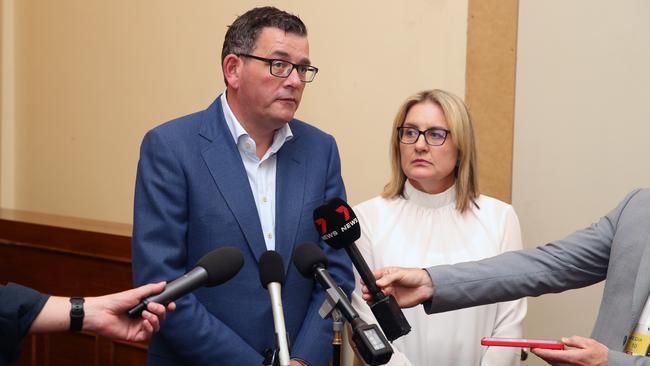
[481,337,565,350]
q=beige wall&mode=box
[512,1,650,364]
[0,0,468,223]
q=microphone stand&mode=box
[319,290,343,366]
[318,287,392,366]
[331,309,343,366]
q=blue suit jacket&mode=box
[132,96,354,366]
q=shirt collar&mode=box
[220,90,293,158]
[403,180,456,209]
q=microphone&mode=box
[259,251,291,366]
[313,198,411,341]
[127,246,244,318]
[294,243,393,366]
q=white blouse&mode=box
[351,181,527,366]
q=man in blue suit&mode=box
[131,7,353,366]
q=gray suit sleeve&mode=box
[423,190,640,314]
[608,350,650,365]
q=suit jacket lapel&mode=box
[199,97,267,262]
[275,129,305,272]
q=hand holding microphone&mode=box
[127,246,244,318]
[362,267,435,308]
[313,198,411,341]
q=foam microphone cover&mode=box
[259,250,285,288]
[293,242,329,278]
[313,197,361,249]
[197,246,245,286]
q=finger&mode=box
[146,302,167,320]
[150,311,161,332]
[372,267,396,282]
[375,271,401,288]
[531,348,577,363]
[530,348,561,361]
[379,285,394,297]
[125,281,167,302]
[361,284,369,295]
[372,268,387,280]
[142,310,160,332]
[361,292,372,303]
[561,335,590,348]
[142,318,154,336]
[166,302,176,312]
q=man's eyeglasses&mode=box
[397,126,450,146]
[238,54,319,83]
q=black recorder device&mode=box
[313,198,411,342]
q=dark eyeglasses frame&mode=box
[238,54,319,83]
[397,126,451,146]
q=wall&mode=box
[512,1,650,364]
[1,0,468,223]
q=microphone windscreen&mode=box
[259,250,285,288]
[313,198,361,249]
[196,246,244,286]
[293,242,328,278]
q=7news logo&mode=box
[314,205,351,235]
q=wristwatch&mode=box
[69,297,85,332]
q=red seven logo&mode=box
[335,205,350,221]
[315,218,327,234]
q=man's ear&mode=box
[223,54,242,89]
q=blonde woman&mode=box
[351,89,526,365]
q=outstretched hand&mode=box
[531,336,608,366]
[84,282,176,342]
[361,266,434,308]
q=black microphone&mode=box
[127,246,244,318]
[294,243,393,366]
[259,251,291,366]
[313,198,411,341]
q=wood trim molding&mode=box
[0,208,132,261]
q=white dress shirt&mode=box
[221,91,293,251]
[351,181,527,366]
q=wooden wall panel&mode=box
[466,0,519,202]
[113,342,149,366]
[48,333,97,366]
[0,244,132,297]
[0,209,147,366]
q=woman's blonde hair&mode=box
[381,89,479,213]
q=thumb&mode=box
[372,267,391,281]
[129,281,167,301]
[561,335,590,349]
[375,269,403,288]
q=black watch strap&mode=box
[69,297,85,332]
